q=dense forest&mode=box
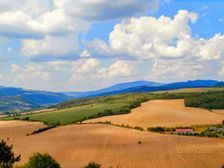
[185,91,224,109]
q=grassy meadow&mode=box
[17,103,126,125]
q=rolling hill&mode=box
[0,121,223,168]
[8,89,224,126]
[0,79,222,114]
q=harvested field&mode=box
[85,99,224,128]
[0,122,223,168]
[212,110,224,115]
[0,121,45,139]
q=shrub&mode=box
[0,163,12,168]
[22,117,30,121]
[22,153,61,168]
[119,106,131,114]
[134,126,144,131]
[147,127,165,133]
[30,125,56,135]
[103,109,113,115]
[83,162,101,168]
[105,121,112,125]
[0,140,21,168]
[130,101,141,108]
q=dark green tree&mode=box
[0,140,21,168]
[84,162,101,168]
[23,153,61,168]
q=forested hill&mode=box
[0,87,72,114]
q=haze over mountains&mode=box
[0,79,223,113]
[63,80,221,98]
[64,81,163,98]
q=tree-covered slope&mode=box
[185,91,224,109]
[0,96,35,113]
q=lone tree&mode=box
[23,153,61,168]
[84,162,101,168]
[0,140,21,168]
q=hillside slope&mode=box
[86,99,224,128]
[0,87,72,113]
[0,122,223,168]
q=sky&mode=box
[0,0,224,91]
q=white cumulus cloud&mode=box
[106,60,138,77]
[0,0,159,58]
[21,35,80,58]
[88,10,224,61]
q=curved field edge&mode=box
[85,99,224,128]
[2,90,224,126]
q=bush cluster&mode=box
[0,140,21,168]
[29,122,60,135]
[134,126,144,131]
[147,127,166,133]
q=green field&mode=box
[4,89,224,126]
[11,103,126,125]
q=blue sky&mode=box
[86,0,224,41]
[0,0,224,91]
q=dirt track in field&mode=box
[85,99,224,128]
[0,121,223,168]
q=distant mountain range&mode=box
[63,80,222,98]
[64,81,163,98]
[215,82,224,87]
[0,79,223,113]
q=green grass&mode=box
[11,103,126,126]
